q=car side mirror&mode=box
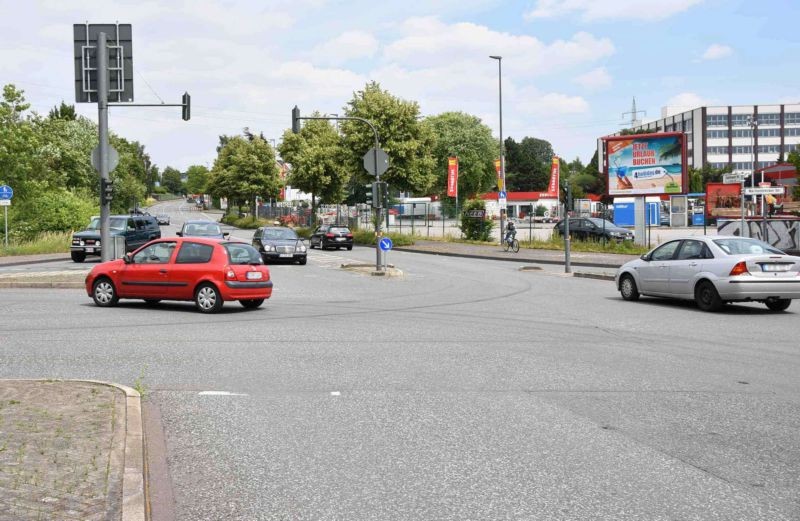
[223,232,230,238]
[640,254,650,261]
[176,231,182,237]
[123,253,132,264]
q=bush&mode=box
[352,230,414,247]
[8,189,96,242]
[459,199,493,241]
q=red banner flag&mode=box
[548,157,560,195]
[447,157,459,197]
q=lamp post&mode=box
[489,55,505,244]
[746,114,759,236]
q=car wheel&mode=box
[765,298,791,312]
[695,280,723,312]
[144,299,161,306]
[619,274,640,301]
[92,277,119,307]
[195,283,223,313]
[71,251,86,263]
[240,299,264,309]
[298,257,307,265]
[347,246,353,251]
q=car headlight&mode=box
[96,241,101,247]
[296,243,306,252]
[264,245,276,252]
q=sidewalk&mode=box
[0,380,144,521]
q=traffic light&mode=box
[375,181,388,209]
[365,183,374,207]
[101,178,114,204]
[182,92,191,121]
[561,181,572,212]
[292,106,301,134]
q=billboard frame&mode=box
[601,132,688,197]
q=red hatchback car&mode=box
[85,238,273,313]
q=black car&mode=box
[309,225,353,250]
[252,226,307,265]
[177,220,229,239]
[554,218,634,242]
[70,214,161,262]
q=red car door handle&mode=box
[159,269,168,274]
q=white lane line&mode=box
[330,391,341,396]
[197,391,249,396]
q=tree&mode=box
[48,102,77,121]
[340,82,436,194]
[423,112,497,198]
[161,167,183,194]
[459,198,493,241]
[279,116,348,221]
[208,135,280,211]
[185,165,210,195]
[504,136,554,192]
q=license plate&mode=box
[86,248,94,253]
[336,237,345,241]
[762,264,791,272]
[279,253,292,258]
[246,271,263,280]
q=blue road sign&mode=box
[0,185,12,200]
[379,237,393,251]
[498,190,507,199]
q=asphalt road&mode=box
[0,203,798,520]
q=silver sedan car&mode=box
[615,236,800,312]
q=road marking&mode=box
[197,391,249,396]
[330,391,340,396]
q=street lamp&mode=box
[747,114,759,228]
[489,55,505,244]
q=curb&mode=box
[573,272,616,281]
[393,246,625,269]
[0,256,71,268]
[0,281,84,289]
[3,379,146,521]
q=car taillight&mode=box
[225,267,236,280]
[729,261,748,276]
[346,233,353,238]
[325,233,334,238]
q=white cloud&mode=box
[665,92,712,110]
[573,67,612,90]
[516,90,590,117]
[525,0,703,22]
[383,17,614,75]
[312,31,379,65]
[701,43,732,60]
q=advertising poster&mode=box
[447,157,458,197]
[605,133,686,196]
[705,182,742,218]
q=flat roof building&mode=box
[605,103,800,176]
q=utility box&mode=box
[108,235,127,259]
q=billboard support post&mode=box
[741,179,747,238]
[97,31,111,263]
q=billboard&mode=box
[602,132,687,196]
[705,182,742,218]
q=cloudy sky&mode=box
[3,0,799,173]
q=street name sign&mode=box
[722,173,746,184]
[743,187,784,195]
[0,199,10,206]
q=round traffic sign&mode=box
[0,185,13,200]
[379,237,393,251]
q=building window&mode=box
[710,162,729,170]
[785,128,800,136]
[757,144,782,154]
[731,129,753,138]
[757,128,780,137]
[757,113,780,125]
[785,112,800,125]
[733,162,753,171]
[706,114,728,127]
[758,161,777,169]
[707,146,730,155]
[706,129,729,139]
[785,144,799,152]
[732,145,752,154]
[731,114,754,127]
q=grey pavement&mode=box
[0,380,144,521]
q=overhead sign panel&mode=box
[602,132,687,196]
[73,23,134,103]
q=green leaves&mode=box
[208,135,280,204]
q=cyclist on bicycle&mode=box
[504,220,516,243]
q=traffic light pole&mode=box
[293,112,384,271]
[97,32,111,262]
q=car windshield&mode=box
[224,243,263,264]
[587,218,618,228]
[185,223,222,236]
[263,228,298,240]
[713,238,785,255]
[86,217,126,231]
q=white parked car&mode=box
[615,236,800,312]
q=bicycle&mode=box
[503,235,520,253]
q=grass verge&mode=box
[0,231,71,257]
